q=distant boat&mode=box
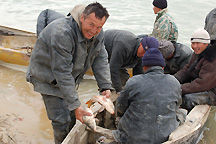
[62,99,211,144]
[0,25,36,66]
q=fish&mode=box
[82,108,97,131]
[86,95,115,114]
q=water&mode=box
[0,0,215,143]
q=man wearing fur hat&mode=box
[104,29,159,93]
[174,29,216,111]
[111,48,182,144]
[158,40,193,74]
[150,0,178,41]
[26,3,113,143]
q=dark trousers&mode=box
[42,94,76,144]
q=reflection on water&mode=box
[0,62,216,143]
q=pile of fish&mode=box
[82,95,115,131]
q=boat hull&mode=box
[62,105,211,144]
[0,25,36,66]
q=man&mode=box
[150,0,178,41]
[158,40,193,74]
[104,29,159,93]
[204,8,216,44]
[36,9,65,36]
[26,3,113,144]
[174,29,216,111]
[112,48,182,144]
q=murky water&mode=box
[0,62,99,143]
[0,0,216,143]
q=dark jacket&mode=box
[26,5,112,110]
[174,43,216,96]
[204,8,216,44]
[113,66,181,144]
[164,42,193,74]
[104,29,144,92]
[36,9,65,36]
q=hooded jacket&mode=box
[113,66,181,144]
[104,29,143,92]
[174,43,216,97]
[26,4,113,110]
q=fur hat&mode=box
[191,29,210,44]
[141,37,159,51]
[153,0,167,9]
[158,40,175,59]
[142,48,166,67]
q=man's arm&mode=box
[50,34,80,110]
[181,60,216,95]
[116,81,131,116]
[91,41,113,94]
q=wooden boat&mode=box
[0,25,37,66]
[62,104,211,144]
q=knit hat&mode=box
[158,40,175,59]
[153,0,167,9]
[141,37,159,51]
[142,48,166,67]
[191,29,210,44]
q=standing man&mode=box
[204,8,216,44]
[174,29,216,111]
[150,0,178,41]
[158,40,193,74]
[26,2,113,144]
[104,29,159,93]
[112,48,182,143]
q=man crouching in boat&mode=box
[26,2,113,144]
[111,48,182,144]
[174,29,216,111]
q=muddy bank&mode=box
[0,62,99,144]
[0,64,53,143]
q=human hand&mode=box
[115,116,121,127]
[75,107,92,123]
[101,89,111,98]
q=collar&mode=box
[157,8,168,17]
[144,66,164,74]
[199,43,216,62]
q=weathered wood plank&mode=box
[163,105,211,144]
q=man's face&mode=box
[80,13,106,39]
[137,42,145,57]
[153,6,161,14]
[191,42,208,54]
